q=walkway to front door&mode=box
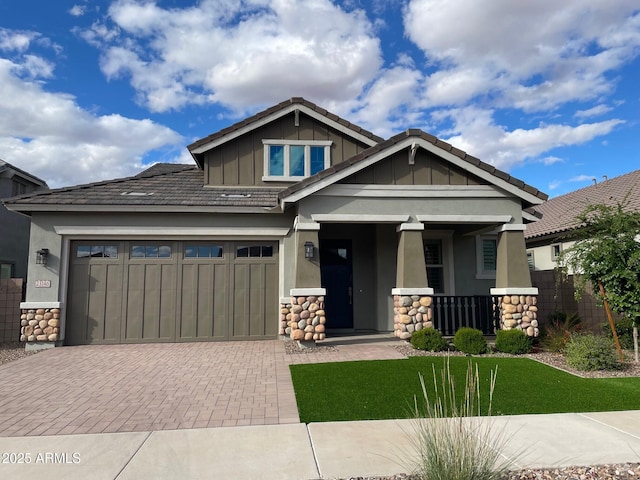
[0,336,404,437]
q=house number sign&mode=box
[35,280,51,288]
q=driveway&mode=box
[0,336,403,437]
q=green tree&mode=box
[557,200,640,362]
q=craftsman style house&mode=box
[5,98,546,347]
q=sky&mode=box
[0,0,639,196]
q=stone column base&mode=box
[19,302,63,346]
[280,289,327,342]
[392,288,434,340]
[490,288,539,337]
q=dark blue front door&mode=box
[320,240,353,329]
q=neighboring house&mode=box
[5,98,546,348]
[0,159,49,279]
[524,169,640,328]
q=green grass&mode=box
[290,357,640,423]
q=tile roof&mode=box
[187,97,384,165]
[524,169,640,241]
[4,164,283,211]
[278,129,548,204]
[0,158,49,187]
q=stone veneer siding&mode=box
[280,296,326,342]
[20,308,60,342]
[393,295,433,340]
[495,295,539,337]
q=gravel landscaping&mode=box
[0,342,39,366]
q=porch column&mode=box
[281,220,327,343]
[392,223,434,340]
[490,224,539,337]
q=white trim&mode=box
[311,214,409,223]
[490,287,539,295]
[290,288,326,296]
[20,301,63,309]
[418,214,513,224]
[53,226,291,237]
[278,238,285,303]
[263,139,332,146]
[263,140,332,179]
[294,222,320,231]
[280,297,292,304]
[318,184,509,198]
[497,224,526,232]
[58,237,71,341]
[280,136,545,206]
[396,223,424,232]
[189,103,379,155]
[391,288,434,295]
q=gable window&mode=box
[11,179,29,196]
[262,140,331,181]
[476,235,497,279]
[551,243,562,260]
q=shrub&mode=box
[410,328,448,352]
[602,317,635,350]
[495,329,531,354]
[565,333,623,371]
[540,311,581,353]
[407,358,511,480]
[453,327,487,355]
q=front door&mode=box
[320,239,353,329]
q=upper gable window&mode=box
[262,140,331,181]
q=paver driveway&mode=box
[0,336,404,437]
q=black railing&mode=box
[431,295,499,336]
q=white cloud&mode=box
[434,106,623,170]
[404,0,640,112]
[574,104,613,119]
[548,180,562,190]
[570,175,596,183]
[69,5,86,17]
[0,28,37,52]
[79,0,382,114]
[0,55,182,188]
[541,156,563,165]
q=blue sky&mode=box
[0,0,638,196]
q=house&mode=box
[524,169,640,328]
[0,159,49,279]
[4,98,547,348]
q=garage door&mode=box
[67,241,278,345]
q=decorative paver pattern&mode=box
[0,336,403,437]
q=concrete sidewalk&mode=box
[1,410,640,480]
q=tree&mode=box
[557,200,640,363]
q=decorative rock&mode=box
[531,320,538,328]
[36,334,47,342]
[419,297,432,307]
[304,325,314,333]
[21,319,27,327]
[308,303,319,312]
[304,332,313,341]
[315,310,325,317]
[502,296,511,304]
[406,324,415,334]
[503,304,517,314]
[35,309,45,315]
[23,325,34,336]
[399,315,412,324]
[526,326,535,336]
[315,324,325,333]
[20,335,26,342]
[399,332,412,340]
[408,308,418,316]
[318,316,326,324]
[400,296,412,307]
[34,328,43,336]
[27,335,35,342]
[38,320,48,329]
[302,301,310,310]
[28,320,38,327]
[297,320,307,330]
[291,329,305,341]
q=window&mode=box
[236,245,274,258]
[476,235,497,279]
[76,245,118,258]
[131,245,172,258]
[527,250,535,271]
[262,140,331,180]
[423,239,445,294]
[0,262,14,279]
[184,245,223,258]
[551,243,562,260]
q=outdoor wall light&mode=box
[304,241,315,260]
[36,248,49,265]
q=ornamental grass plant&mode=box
[407,357,512,480]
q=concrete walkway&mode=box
[1,410,640,479]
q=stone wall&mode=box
[495,295,539,337]
[0,278,23,342]
[280,295,326,342]
[393,295,433,340]
[20,307,60,342]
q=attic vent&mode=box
[120,192,155,196]
[221,193,252,198]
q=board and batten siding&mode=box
[204,111,371,186]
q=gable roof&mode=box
[0,159,48,188]
[4,163,282,213]
[524,169,640,241]
[278,129,548,208]
[187,97,384,166]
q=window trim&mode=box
[551,243,562,261]
[422,230,455,295]
[262,139,332,181]
[476,235,497,279]
[527,250,535,271]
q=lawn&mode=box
[290,356,640,423]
